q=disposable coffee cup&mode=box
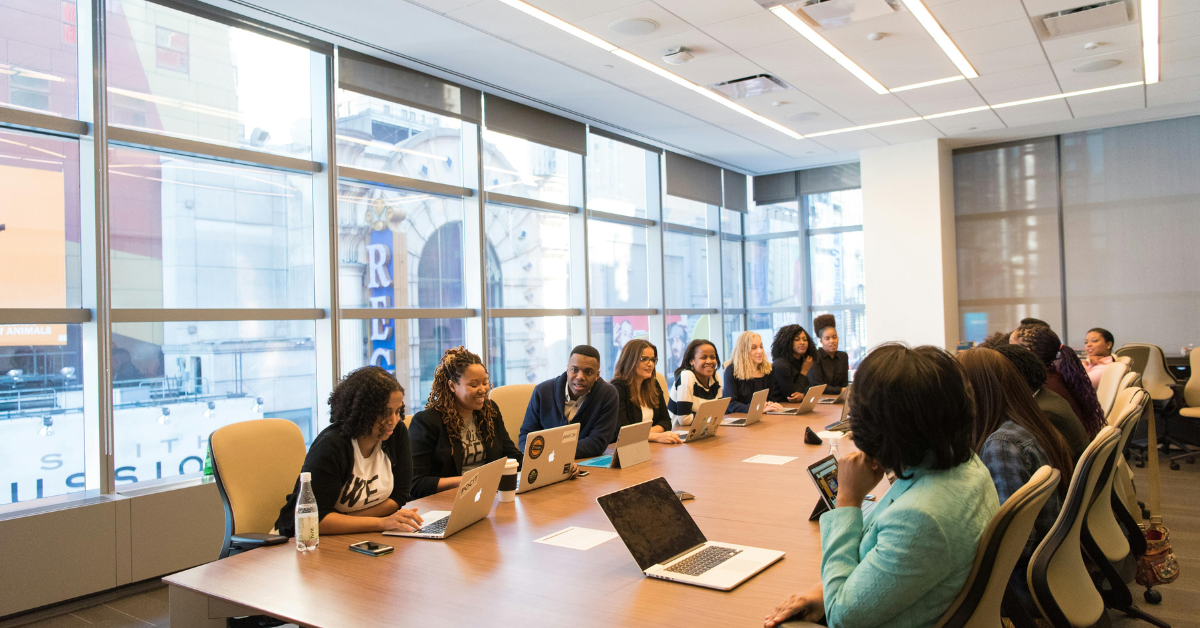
[499,458,519,502]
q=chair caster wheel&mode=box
[1136,460,1146,468]
[1187,457,1195,464]
[1144,589,1162,604]
[1170,463,1181,470]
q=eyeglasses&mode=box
[638,356,659,364]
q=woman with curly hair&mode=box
[275,366,423,536]
[1010,324,1106,437]
[808,314,849,395]
[409,347,522,499]
[770,324,815,403]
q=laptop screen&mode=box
[597,477,707,571]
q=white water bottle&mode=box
[295,472,319,552]
[829,438,840,460]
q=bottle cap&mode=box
[300,472,311,481]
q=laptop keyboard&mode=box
[665,546,742,576]
[417,517,449,535]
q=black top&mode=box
[722,364,781,414]
[771,355,811,402]
[274,422,413,537]
[808,349,849,395]
[408,401,524,499]
[611,378,672,433]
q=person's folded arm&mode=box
[821,506,950,628]
[723,367,750,413]
[575,389,620,458]
[406,413,441,499]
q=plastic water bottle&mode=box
[829,437,840,460]
[295,472,319,552]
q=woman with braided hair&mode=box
[409,347,522,499]
[1010,324,1106,437]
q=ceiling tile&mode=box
[1021,0,1102,15]
[810,130,889,152]
[649,0,763,28]
[1162,35,1200,63]
[572,1,694,47]
[623,28,733,61]
[1040,24,1142,62]
[1162,10,1200,42]
[893,80,990,115]
[1064,84,1144,118]
[523,0,643,22]
[867,120,944,144]
[980,81,1065,104]
[969,44,1048,74]
[931,0,1029,33]
[1052,49,1145,92]
[822,11,929,54]
[737,93,859,133]
[875,61,964,88]
[739,37,828,69]
[1146,76,1200,106]
[666,53,767,86]
[1163,0,1200,17]
[954,19,1041,56]
[806,90,922,125]
[925,108,1007,134]
[406,0,484,14]
[701,11,801,52]
[1163,47,1200,80]
[772,60,858,91]
[854,40,959,76]
[991,98,1072,126]
[511,26,611,62]
[969,64,1059,95]
[448,0,549,40]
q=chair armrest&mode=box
[231,532,288,550]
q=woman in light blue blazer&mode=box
[765,344,1000,628]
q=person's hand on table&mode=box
[764,585,825,627]
[787,392,804,402]
[380,507,423,532]
[765,402,784,413]
[567,463,581,479]
[650,431,683,444]
[835,450,885,509]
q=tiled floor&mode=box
[9,456,1200,628]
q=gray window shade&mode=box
[589,127,662,155]
[484,95,586,155]
[753,172,796,204]
[665,151,721,206]
[338,50,481,123]
[799,163,861,195]
[723,170,748,213]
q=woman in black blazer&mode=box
[808,314,850,395]
[409,347,522,499]
[611,339,681,444]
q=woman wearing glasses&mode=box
[611,339,681,444]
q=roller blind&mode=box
[723,170,747,212]
[752,172,797,204]
[799,163,861,195]
[484,95,587,155]
[589,127,662,155]
[338,50,481,123]
[665,151,722,206]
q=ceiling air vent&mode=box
[1039,0,1133,39]
[708,75,792,100]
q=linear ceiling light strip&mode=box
[1141,0,1160,84]
[897,0,978,79]
[495,0,616,51]
[890,75,965,92]
[768,6,889,94]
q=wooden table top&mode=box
[166,400,868,628]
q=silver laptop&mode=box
[597,477,785,590]
[516,423,580,494]
[722,389,768,427]
[384,457,505,539]
[825,392,852,432]
[674,397,731,442]
[769,384,826,415]
[582,420,653,469]
[818,384,851,405]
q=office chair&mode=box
[1115,345,1175,403]
[1096,362,1130,420]
[655,371,670,401]
[1110,389,1147,526]
[1081,390,1169,627]
[1027,426,1120,628]
[1168,348,1200,469]
[210,419,306,558]
[1116,356,1133,366]
[489,383,536,447]
[933,466,1060,628]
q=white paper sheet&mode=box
[743,454,798,465]
[533,526,619,550]
[816,431,848,440]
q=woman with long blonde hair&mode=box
[408,347,522,499]
[722,332,784,414]
[611,339,682,444]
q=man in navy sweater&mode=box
[519,345,620,459]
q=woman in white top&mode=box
[1083,327,1115,389]
[668,339,723,426]
[611,339,681,444]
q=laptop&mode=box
[769,384,826,415]
[384,457,505,539]
[722,389,768,427]
[579,420,653,469]
[597,477,785,590]
[825,396,852,432]
[673,397,731,442]
[805,454,877,521]
[516,423,580,494]
[818,384,851,405]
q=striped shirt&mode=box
[668,370,723,426]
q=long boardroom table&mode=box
[166,398,874,628]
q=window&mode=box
[801,166,866,366]
[482,131,568,205]
[486,205,571,309]
[663,232,708,309]
[587,135,652,219]
[588,220,648,310]
[490,316,573,386]
[340,318,468,413]
[336,90,471,188]
[0,0,79,118]
[106,0,313,158]
[590,315,651,380]
[747,238,801,308]
[663,195,707,229]
[664,314,714,377]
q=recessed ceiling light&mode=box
[889,75,966,92]
[1074,59,1121,73]
[1084,42,1103,50]
[896,0,978,79]
[608,18,659,37]
[1142,0,1159,84]
[867,32,887,41]
[769,6,889,94]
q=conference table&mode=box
[166,398,874,628]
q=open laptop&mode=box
[818,384,851,405]
[516,423,580,494]
[825,396,852,431]
[597,477,785,590]
[722,389,767,427]
[384,457,505,539]
[579,420,653,469]
[768,384,826,415]
[673,397,731,443]
[806,454,877,521]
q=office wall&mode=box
[861,139,958,350]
